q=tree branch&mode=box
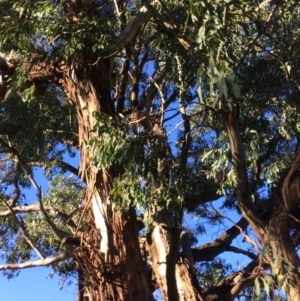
[143,0,194,52]
[58,160,79,177]
[205,260,263,301]
[30,159,79,177]
[0,138,65,239]
[227,246,257,260]
[191,217,248,262]
[4,200,45,260]
[0,248,79,271]
[117,6,152,45]
[1,179,45,259]
[223,107,263,232]
[0,204,78,232]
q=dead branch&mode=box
[0,248,79,271]
[0,204,78,233]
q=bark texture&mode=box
[62,58,154,301]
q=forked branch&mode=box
[205,260,263,301]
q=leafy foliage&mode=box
[89,112,184,225]
[1,0,300,300]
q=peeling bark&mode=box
[1,2,294,300]
[62,59,154,300]
[147,209,180,301]
[175,258,204,301]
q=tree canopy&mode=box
[1,0,300,300]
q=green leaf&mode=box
[254,277,261,296]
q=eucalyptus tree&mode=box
[1,1,300,301]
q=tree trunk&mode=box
[147,220,180,301]
[62,57,154,301]
[60,55,206,300]
[175,260,205,301]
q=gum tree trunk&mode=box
[62,56,205,301]
[62,57,154,301]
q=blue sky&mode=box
[0,267,76,301]
[0,155,79,301]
